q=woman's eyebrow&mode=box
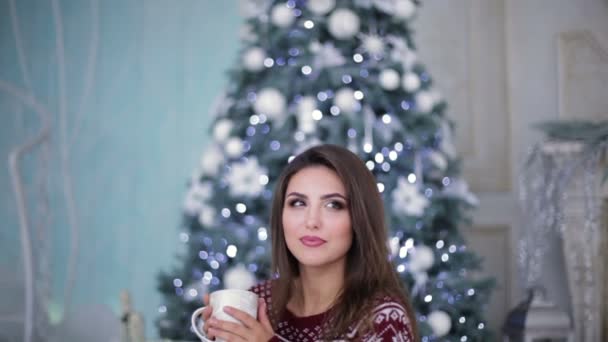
[286,192,347,200]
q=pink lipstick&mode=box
[300,236,326,247]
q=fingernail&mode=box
[223,306,233,313]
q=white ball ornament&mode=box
[223,264,256,290]
[328,9,360,40]
[334,88,358,113]
[271,4,295,28]
[225,137,244,158]
[243,47,266,72]
[307,0,335,15]
[253,88,286,120]
[379,69,400,91]
[410,245,435,271]
[427,310,452,337]
[402,72,421,92]
[394,0,416,20]
[415,91,435,113]
[200,145,224,175]
[213,119,233,142]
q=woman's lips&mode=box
[300,236,327,247]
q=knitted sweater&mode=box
[250,281,414,342]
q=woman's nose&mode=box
[305,207,320,230]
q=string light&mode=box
[382,114,392,124]
[226,245,238,258]
[235,203,247,213]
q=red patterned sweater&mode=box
[250,281,414,342]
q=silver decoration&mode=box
[519,139,607,342]
[312,43,346,70]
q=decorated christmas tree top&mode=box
[157,0,494,340]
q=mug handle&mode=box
[191,306,213,342]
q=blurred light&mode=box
[441,253,449,262]
[188,289,198,298]
[258,227,268,241]
[381,162,390,172]
[363,143,373,153]
[353,53,363,63]
[382,114,391,124]
[317,91,328,101]
[449,245,457,253]
[210,260,220,269]
[365,161,375,170]
[394,142,403,151]
[301,65,312,75]
[461,337,468,342]
[250,115,260,125]
[389,151,398,160]
[264,58,274,67]
[397,264,406,272]
[270,140,281,150]
[459,317,466,324]
[226,245,238,258]
[304,20,314,29]
[425,188,433,197]
[179,232,189,243]
[478,323,485,330]
[221,208,231,218]
[436,240,445,249]
[158,305,167,313]
[377,183,385,193]
[330,106,340,115]
[259,174,269,185]
[198,251,208,260]
[173,279,183,287]
[312,109,323,120]
[353,90,364,100]
[424,295,432,303]
[467,289,475,296]
[236,203,247,213]
[374,153,384,163]
[342,75,352,84]
[407,173,417,183]
[442,177,451,186]
[347,128,357,138]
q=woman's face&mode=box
[282,166,353,271]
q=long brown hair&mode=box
[269,144,419,340]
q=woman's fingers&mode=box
[203,293,209,306]
[202,305,213,321]
[258,300,273,332]
[208,317,249,340]
[208,327,246,342]
[223,306,257,328]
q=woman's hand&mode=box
[207,298,274,342]
[199,294,215,339]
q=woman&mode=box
[202,144,418,341]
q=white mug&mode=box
[191,289,259,342]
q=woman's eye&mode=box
[327,201,345,210]
[288,199,305,207]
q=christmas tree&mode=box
[157,0,494,340]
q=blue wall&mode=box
[0,0,241,338]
